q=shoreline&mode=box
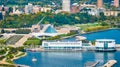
[12,52,27,61]
[62,28,115,40]
[26,44,120,52]
[81,28,110,35]
[0,52,27,66]
[81,28,120,35]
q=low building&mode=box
[10,9,23,15]
[95,39,116,51]
[24,3,33,14]
[10,6,23,15]
[103,11,119,16]
[56,26,79,34]
[33,5,41,14]
[31,25,41,32]
[88,8,100,16]
[41,7,51,12]
[42,41,82,51]
[0,5,9,12]
[31,24,59,37]
[55,10,63,14]
[71,3,80,14]
[56,27,70,34]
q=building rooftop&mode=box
[96,39,115,42]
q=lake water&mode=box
[14,51,120,67]
[62,29,120,44]
[14,29,120,67]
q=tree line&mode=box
[0,12,120,28]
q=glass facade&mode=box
[43,42,82,50]
[44,47,82,50]
[96,40,116,51]
[104,42,108,49]
[44,26,57,33]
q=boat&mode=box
[32,57,37,62]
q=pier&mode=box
[26,47,44,52]
[102,60,117,67]
[84,61,99,67]
[115,45,120,51]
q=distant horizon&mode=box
[0,0,115,6]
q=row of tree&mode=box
[0,11,120,28]
[0,12,99,28]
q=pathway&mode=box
[15,34,31,47]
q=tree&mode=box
[1,28,5,33]
[15,29,31,34]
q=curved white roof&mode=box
[32,33,60,37]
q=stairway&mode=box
[15,34,31,47]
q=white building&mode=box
[41,7,51,12]
[95,39,116,51]
[10,6,23,15]
[42,41,82,51]
[31,24,60,37]
[88,8,100,16]
[62,0,70,12]
[56,26,79,34]
[25,3,33,14]
[103,11,119,16]
[33,5,41,14]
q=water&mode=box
[14,51,120,67]
[62,29,120,44]
[14,29,120,67]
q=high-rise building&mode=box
[114,0,119,7]
[25,3,33,14]
[97,0,103,8]
[62,0,70,12]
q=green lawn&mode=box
[24,38,42,45]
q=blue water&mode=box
[82,29,120,44]
[14,29,120,67]
[62,29,120,44]
[14,51,120,67]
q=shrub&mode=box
[84,26,110,32]
[15,29,31,34]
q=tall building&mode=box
[114,0,119,7]
[25,3,33,14]
[62,0,70,12]
[97,0,103,8]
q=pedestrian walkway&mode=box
[15,34,31,47]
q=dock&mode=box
[115,45,120,51]
[26,47,44,52]
[102,60,117,67]
[84,61,99,67]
